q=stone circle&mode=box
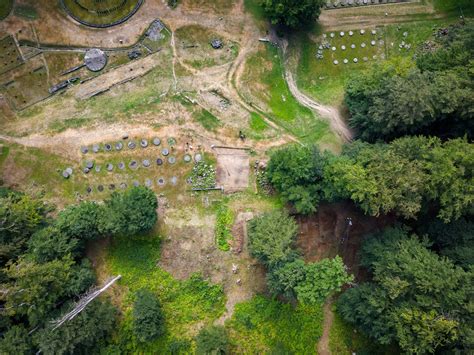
[140,139,148,148]
[153,138,161,146]
[128,141,136,149]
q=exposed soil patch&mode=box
[295,201,394,278]
[215,147,250,192]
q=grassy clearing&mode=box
[182,0,234,13]
[106,234,226,352]
[433,0,474,15]
[0,0,13,19]
[329,306,398,354]
[227,295,323,354]
[244,0,266,24]
[193,108,221,131]
[175,25,239,69]
[295,18,458,106]
[244,44,339,147]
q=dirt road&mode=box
[317,300,335,355]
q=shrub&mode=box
[132,289,165,342]
[196,325,229,355]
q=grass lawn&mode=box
[244,44,340,148]
[295,18,459,107]
[227,295,324,354]
[193,108,221,131]
[13,5,38,19]
[0,0,13,19]
[106,234,226,353]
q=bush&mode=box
[55,201,104,241]
[259,0,325,28]
[103,187,158,235]
[196,325,229,355]
[132,289,165,342]
[248,210,299,268]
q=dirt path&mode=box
[317,299,334,355]
[285,70,353,142]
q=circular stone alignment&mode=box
[84,49,107,72]
[61,0,143,28]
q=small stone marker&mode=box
[371,29,377,35]
[106,163,113,171]
[156,158,163,166]
[85,161,94,169]
[343,59,349,64]
[143,159,151,167]
[184,154,192,162]
[171,176,178,185]
[140,139,148,148]
[333,60,339,65]
[104,143,112,151]
[128,141,136,149]
[168,156,176,164]
[351,44,356,49]
[109,184,115,190]
[92,144,100,153]
[330,32,335,38]
[98,185,104,192]
[80,146,88,154]
[120,183,127,189]
[153,138,161,146]
[360,29,365,34]
[363,56,368,61]
[371,40,376,46]
[129,160,138,169]
[62,171,70,179]
[341,45,346,50]
[86,186,92,193]
[132,180,139,187]
[194,153,203,162]
[115,142,123,151]
[83,167,90,174]
[66,167,73,175]
[95,165,101,172]
[162,148,169,156]
[361,42,366,48]
[332,46,336,51]
[349,31,354,36]
[353,58,358,63]
[340,31,345,37]
[157,177,165,186]
[145,179,152,187]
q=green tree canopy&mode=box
[269,256,353,304]
[34,300,116,354]
[196,325,229,355]
[266,145,327,214]
[102,186,158,235]
[55,201,104,241]
[259,0,325,28]
[0,325,32,354]
[338,227,473,353]
[132,289,165,342]
[0,192,49,265]
[248,210,299,268]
